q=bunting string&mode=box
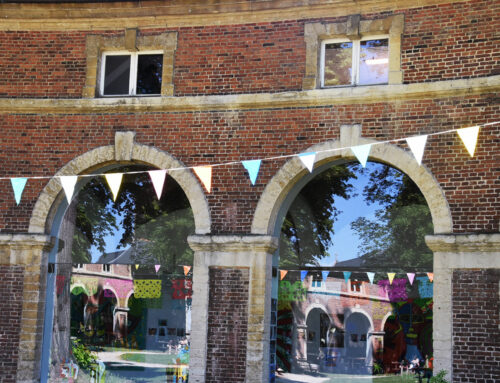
[1,121,497,204]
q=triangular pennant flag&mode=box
[457,126,479,157]
[321,270,330,283]
[10,177,27,205]
[351,144,372,167]
[155,265,161,273]
[183,265,191,276]
[242,159,261,185]
[427,272,434,282]
[298,152,317,172]
[148,170,167,200]
[105,173,123,202]
[406,135,428,165]
[366,272,375,284]
[135,264,139,270]
[300,270,308,282]
[193,166,212,193]
[60,176,78,204]
[407,273,415,285]
[387,272,396,285]
[343,271,351,285]
[280,270,288,280]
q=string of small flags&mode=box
[280,269,434,284]
[133,264,192,275]
[3,122,497,205]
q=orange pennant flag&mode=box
[427,272,434,282]
[183,265,191,276]
[280,270,288,280]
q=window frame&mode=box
[99,50,164,97]
[320,34,389,88]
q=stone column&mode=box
[187,235,278,383]
[0,233,55,383]
[425,233,500,380]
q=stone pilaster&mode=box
[188,235,278,383]
[425,233,500,381]
[0,234,55,383]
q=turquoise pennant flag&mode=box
[11,177,28,205]
[321,270,329,282]
[351,144,372,167]
[343,271,351,285]
[242,159,262,185]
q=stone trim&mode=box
[0,75,498,114]
[0,0,470,31]
[187,235,279,383]
[83,30,177,98]
[29,131,210,235]
[0,233,55,383]
[425,233,500,380]
[251,131,453,236]
[303,13,404,89]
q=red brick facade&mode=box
[452,269,500,383]
[0,0,498,382]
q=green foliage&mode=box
[350,164,434,269]
[71,338,97,370]
[372,361,383,375]
[430,370,450,383]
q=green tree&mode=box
[279,164,357,268]
[350,164,433,269]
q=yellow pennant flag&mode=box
[105,173,123,202]
[457,126,480,157]
[193,166,212,193]
[135,264,139,270]
[387,272,396,285]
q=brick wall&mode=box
[206,267,249,382]
[0,95,498,234]
[0,265,24,383]
[452,269,500,382]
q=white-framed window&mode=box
[102,264,111,273]
[100,51,163,96]
[320,36,389,87]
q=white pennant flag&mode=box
[406,135,428,165]
[351,144,372,167]
[60,176,78,204]
[105,173,123,202]
[298,152,316,172]
[193,166,212,193]
[457,126,480,157]
[366,272,375,284]
[148,170,167,200]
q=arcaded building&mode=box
[0,1,498,382]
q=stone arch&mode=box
[344,308,374,334]
[251,129,452,236]
[29,132,211,235]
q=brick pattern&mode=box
[0,96,498,234]
[0,265,24,383]
[401,0,500,83]
[206,267,249,382]
[452,269,500,383]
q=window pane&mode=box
[136,54,163,95]
[103,55,131,95]
[324,42,352,86]
[359,39,389,85]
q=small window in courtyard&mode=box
[321,38,388,87]
[101,52,163,96]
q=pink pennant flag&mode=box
[407,273,415,285]
[148,170,167,199]
[387,272,396,285]
[280,270,288,280]
[183,265,191,276]
[155,265,161,273]
[427,272,434,282]
[193,166,212,193]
